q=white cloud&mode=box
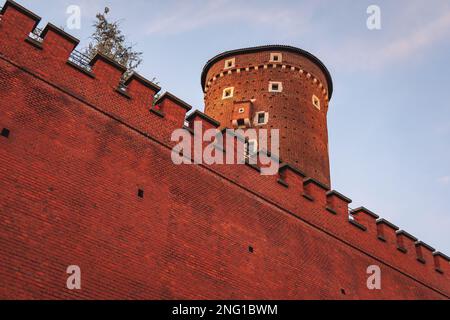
[145,0,319,36]
[434,122,450,135]
[376,11,450,67]
[319,3,450,71]
[437,176,450,185]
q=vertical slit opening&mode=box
[1,128,10,138]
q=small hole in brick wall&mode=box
[138,189,144,198]
[248,246,254,253]
[340,288,346,295]
[1,128,10,138]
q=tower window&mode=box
[137,189,144,198]
[269,81,282,93]
[312,95,321,110]
[245,139,258,158]
[270,53,282,63]
[237,118,245,127]
[222,87,234,99]
[238,108,245,114]
[224,58,235,69]
[254,111,269,126]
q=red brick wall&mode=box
[0,1,448,299]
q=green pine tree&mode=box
[85,7,142,78]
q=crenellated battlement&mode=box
[0,1,205,147]
[166,108,449,293]
[0,0,448,298]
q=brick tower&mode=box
[201,45,333,187]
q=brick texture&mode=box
[203,49,331,187]
[0,1,449,300]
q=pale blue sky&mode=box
[13,0,450,253]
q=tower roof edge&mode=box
[200,44,333,98]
